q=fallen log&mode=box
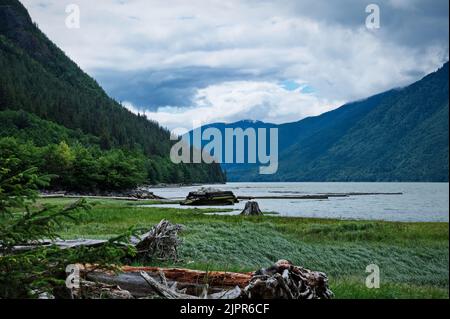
[6,239,108,253]
[8,219,183,263]
[77,280,134,299]
[139,271,198,299]
[75,260,333,299]
[82,264,251,287]
[82,268,240,298]
[121,266,252,288]
[138,271,243,299]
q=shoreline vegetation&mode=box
[37,196,450,299]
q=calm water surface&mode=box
[146,183,449,222]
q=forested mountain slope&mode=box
[205,63,449,182]
[0,0,225,189]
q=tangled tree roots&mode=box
[242,260,333,299]
[133,219,183,262]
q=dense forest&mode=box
[0,0,226,190]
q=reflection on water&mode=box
[145,183,449,222]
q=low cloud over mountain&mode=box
[22,0,449,130]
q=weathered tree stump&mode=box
[240,201,263,216]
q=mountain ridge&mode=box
[197,62,449,182]
[0,0,226,187]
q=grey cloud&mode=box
[21,0,449,126]
[93,67,280,109]
[281,0,449,47]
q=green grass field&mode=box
[40,198,449,299]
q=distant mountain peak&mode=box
[237,119,267,125]
[213,62,449,182]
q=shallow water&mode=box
[146,182,449,222]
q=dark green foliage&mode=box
[0,1,225,187]
[0,110,225,188]
[0,136,146,191]
[0,109,100,146]
[0,151,137,298]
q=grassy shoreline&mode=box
[40,198,449,299]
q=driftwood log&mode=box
[121,266,252,288]
[75,280,134,299]
[8,219,183,263]
[76,266,247,298]
[139,271,199,299]
[74,260,333,299]
[240,201,263,216]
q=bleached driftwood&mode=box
[76,280,134,299]
[139,271,198,299]
[8,219,183,263]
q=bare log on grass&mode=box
[85,269,233,298]
[121,266,253,288]
[9,219,183,263]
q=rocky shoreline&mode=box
[40,182,227,200]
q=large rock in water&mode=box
[181,187,239,206]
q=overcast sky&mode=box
[21,0,449,130]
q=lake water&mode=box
[146,183,449,222]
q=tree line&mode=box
[1,110,226,191]
[0,4,226,188]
